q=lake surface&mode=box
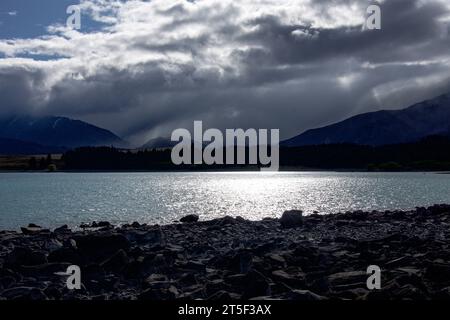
[1,171,449,229]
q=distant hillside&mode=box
[0,115,126,149]
[59,135,450,171]
[0,137,66,155]
[141,137,176,149]
[282,93,450,146]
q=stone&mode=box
[180,214,199,223]
[279,210,303,228]
[54,225,70,233]
[21,226,49,235]
[44,238,64,252]
[328,271,367,287]
[271,269,305,286]
[289,289,328,301]
[100,249,130,273]
[96,221,112,228]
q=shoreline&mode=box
[1,204,450,300]
[1,169,450,174]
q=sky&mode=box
[0,0,450,146]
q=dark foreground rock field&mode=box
[1,204,450,300]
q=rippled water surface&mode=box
[1,171,449,229]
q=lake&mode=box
[0,171,449,230]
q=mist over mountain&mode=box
[0,115,127,150]
[282,93,450,147]
[141,137,177,150]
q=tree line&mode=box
[55,135,450,171]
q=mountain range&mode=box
[0,115,126,154]
[0,137,66,155]
[282,93,450,147]
[1,92,450,155]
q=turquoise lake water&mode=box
[0,171,449,229]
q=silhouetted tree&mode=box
[28,157,37,170]
[46,154,53,166]
[39,157,47,170]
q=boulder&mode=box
[21,225,49,235]
[180,214,199,223]
[54,225,70,233]
[279,210,303,228]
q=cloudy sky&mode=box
[0,0,449,145]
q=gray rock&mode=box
[180,214,199,223]
[279,210,303,228]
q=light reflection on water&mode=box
[0,171,449,229]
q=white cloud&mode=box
[0,0,449,145]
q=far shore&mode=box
[1,168,450,174]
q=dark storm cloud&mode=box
[0,0,449,145]
[237,0,448,66]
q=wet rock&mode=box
[54,225,70,233]
[279,210,303,228]
[21,225,49,235]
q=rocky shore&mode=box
[1,204,450,300]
